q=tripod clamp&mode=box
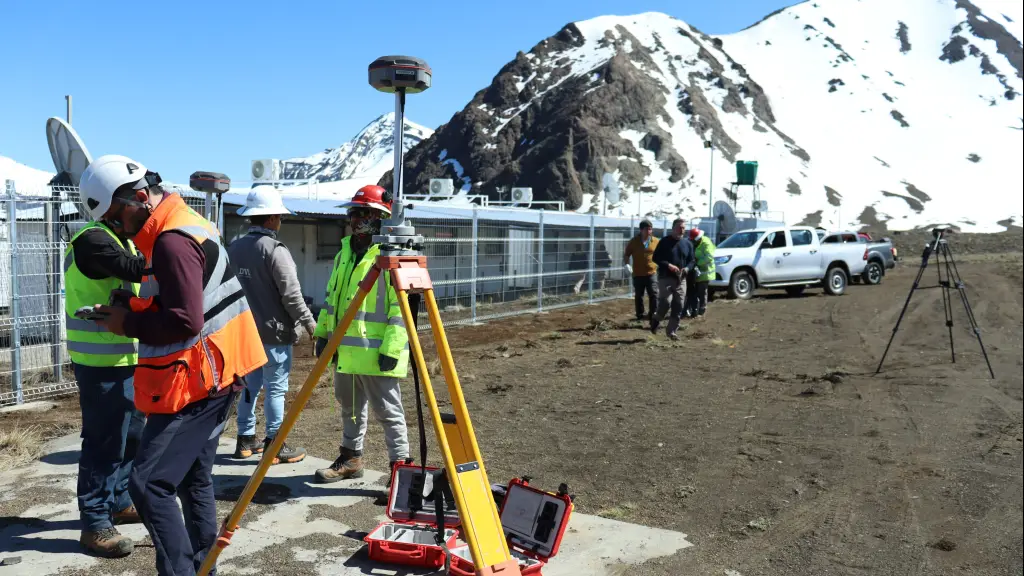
[374,198,425,257]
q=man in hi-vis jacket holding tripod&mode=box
[311,184,413,485]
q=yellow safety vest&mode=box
[313,237,409,377]
[63,222,141,367]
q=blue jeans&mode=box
[74,363,145,532]
[236,344,292,438]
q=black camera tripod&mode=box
[875,228,995,379]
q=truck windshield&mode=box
[719,231,764,248]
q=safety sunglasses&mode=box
[347,207,374,218]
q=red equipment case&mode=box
[448,477,574,576]
[364,463,461,569]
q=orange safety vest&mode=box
[129,193,267,414]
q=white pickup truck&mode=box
[709,226,869,299]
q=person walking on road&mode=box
[623,219,659,322]
[650,218,695,339]
[684,228,716,318]
[66,162,149,558]
[90,154,267,576]
[312,185,412,484]
[228,186,315,464]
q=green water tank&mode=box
[736,161,759,186]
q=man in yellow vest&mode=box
[64,156,149,558]
[311,185,412,483]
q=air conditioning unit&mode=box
[751,199,768,212]
[510,187,533,206]
[251,159,281,182]
[428,178,454,197]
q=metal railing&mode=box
[2,180,680,406]
[1,180,221,406]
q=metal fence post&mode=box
[45,195,61,384]
[471,208,478,323]
[588,214,595,304]
[537,209,544,313]
[6,180,23,404]
[629,216,635,299]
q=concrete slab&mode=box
[0,400,58,414]
[0,434,693,575]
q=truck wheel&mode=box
[862,261,883,285]
[785,286,806,297]
[729,270,755,300]
[824,266,848,296]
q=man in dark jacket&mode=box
[650,218,695,339]
[228,186,315,464]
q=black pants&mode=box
[683,270,698,317]
[632,275,658,320]
[129,391,236,576]
[689,281,709,315]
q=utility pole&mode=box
[705,139,714,217]
[66,95,72,124]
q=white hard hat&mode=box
[78,154,150,221]
[237,186,291,217]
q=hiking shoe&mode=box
[667,332,679,341]
[233,434,263,459]
[113,505,141,525]
[650,318,660,335]
[314,447,363,483]
[263,437,306,464]
[385,458,415,489]
[80,527,133,558]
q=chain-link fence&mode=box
[1,180,220,406]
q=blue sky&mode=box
[1,0,788,184]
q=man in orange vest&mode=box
[91,155,267,576]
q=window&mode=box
[764,231,788,248]
[791,229,814,246]
[316,222,344,260]
[823,235,840,244]
[719,231,763,248]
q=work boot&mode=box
[314,447,363,483]
[263,437,306,464]
[233,434,263,459]
[112,505,141,525]
[80,527,134,558]
[385,458,415,489]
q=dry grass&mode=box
[0,424,45,471]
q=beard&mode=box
[352,219,380,236]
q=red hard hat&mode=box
[337,184,392,215]
[689,228,704,241]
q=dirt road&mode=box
[3,230,1021,575]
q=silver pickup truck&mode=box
[710,226,870,299]
[817,230,897,285]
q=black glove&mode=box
[378,354,398,372]
[108,289,134,309]
[314,338,328,358]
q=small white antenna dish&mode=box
[46,117,93,186]
[510,187,533,207]
[713,200,737,236]
[428,178,454,197]
[601,172,621,205]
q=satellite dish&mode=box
[601,172,621,205]
[46,117,93,186]
[713,200,737,236]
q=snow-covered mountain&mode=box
[282,112,433,183]
[387,0,1023,232]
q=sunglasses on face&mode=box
[347,208,374,218]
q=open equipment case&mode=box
[364,463,461,569]
[448,477,574,576]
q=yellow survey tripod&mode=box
[197,56,523,576]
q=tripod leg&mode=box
[938,244,956,363]
[196,266,380,576]
[875,256,930,374]
[943,244,996,379]
[393,288,518,572]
